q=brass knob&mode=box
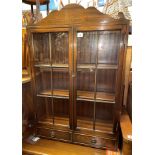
[50,131,55,138]
[91,138,97,144]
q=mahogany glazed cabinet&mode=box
[27,4,129,150]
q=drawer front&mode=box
[73,134,116,149]
[37,128,71,142]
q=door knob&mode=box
[72,74,76,78]
[50,131,55,138]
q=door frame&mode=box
[72,25,126,132]
[30,27,74,130]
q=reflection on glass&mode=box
[33,33,50,65]
[76,100,94,129]
[51,32,69,65]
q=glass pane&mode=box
[53,98,69,126]
[98,31,121,64]
[77,68,95,100]
[51,32,69,65]
[35,67,51,95]
[36,97,52,122]
[96,69,116,94]
[77,31,97,64]
[52,68,69,98]
[33,33,50,65]
[76,100,94,129]
[95,102,114,132]
[77,31,121,65]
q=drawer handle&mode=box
[91,138,97,144]
[50,131,55,138]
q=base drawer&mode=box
[36,128,71,142]
[73,133,116,149]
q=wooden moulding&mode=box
[123,46,132,106]
[27,4,129,29]
[35,115,118,150]
[120,111,132,155]
[36,126,118,150]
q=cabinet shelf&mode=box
[34,64,69,68]
[38,116,69,127]
[77,64,95,69]
[37,89,115,103]
[77,91,115,103]
[97,64,118,69]
[34,64,51,67]
[52,64,69,68]
[77,64,118,69]
[35,64,117,70]
[37,89,69,99]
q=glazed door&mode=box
[31,28,74,130]
[73,26,124,132]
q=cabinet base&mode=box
[36,126,118,150]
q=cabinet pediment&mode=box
[27,4,128,28]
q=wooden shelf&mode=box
[37,90,115,103]
[37,89,69,98]
[34,64,51,67]
[52,64,69,68]
[34,64,117,69]
[77,91,115,103]
[53,90,69,97]
[77,64,95,69]
[77,64,117,69]
[77,91,95,100]
[77,117,113,133]
[34,64,69,68]
[97,64,118,69]
[37,90,52,96]
[39,116,69,127]
[96,92,115,102]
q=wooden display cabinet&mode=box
[27,4,129,150]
